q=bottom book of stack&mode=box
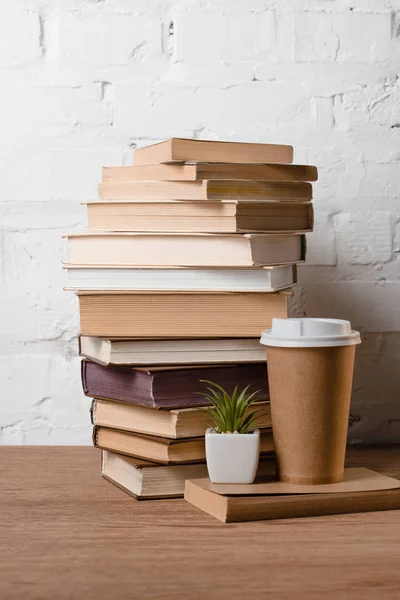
[102,451,276,500]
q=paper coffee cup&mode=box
[260,318,361,485]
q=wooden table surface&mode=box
[1,446,400,600]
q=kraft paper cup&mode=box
[260,318,361,485]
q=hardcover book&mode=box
[83,360,269,409]
[98,180,312,201]
[103,162,317,182]
[65,264,297,292]
[79,337,266,366]
[101,450,276,500]
[84,201,313,233]
[132,138,294,165]
[92,398,271,439]
[184,469,400,522]
[66,232,306,267]
[77,290,288,337]
[94,427,274,464]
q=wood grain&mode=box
[1,446,400,600]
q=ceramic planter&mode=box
[205,428,260,484]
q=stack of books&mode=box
[63,138,317,499]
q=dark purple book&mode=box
[81,360,269,409]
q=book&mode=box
[82,360,269,409]
[84,201,313,233]
[101,450,276,499]
[98,180,312,201]
[79,337,266,366]
[184,470,400,522]
[77,291,288,337]
[92,398,272,438]
[94,427,274,464]
[65,233,306,267]
[103,163,318,182]
[133,138,293,165]
[65,265,297,292]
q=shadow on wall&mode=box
[290,281,400,443]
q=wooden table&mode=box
[1,446,400,599]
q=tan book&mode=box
[97,180,312,201]
[184,469,400,523]
[77,290,288,337]
[85,201,313,233]
[101,450,276,500]
[133,138,293,165]
[94,427,274,464]
[65,233,306,267]
[103,163,317,182]
[79,337,267,366]
[92,399,271,439]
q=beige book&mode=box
[184,469,400,522]
[97,180,312,201]
[103,163,318,182]
[65,232,306,267]
[94,426,274,464]
[92,398,272,439]
[79,337,267,366]
[77,291,289,337]
[133,138,293,165]
[85,201,313,233]
[101,451,276,500]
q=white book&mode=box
[64,265,296,292]
[80,336,266,366]
[65,232,306,267]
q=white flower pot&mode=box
[205,428,260,484]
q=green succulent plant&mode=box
[199,380,261,434]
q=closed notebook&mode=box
[98,180,312,201]
[79,337,266,367]
[83,360,269,409]
[101,450,276,500]
[132,138,293,165]
[66,233,306,267]
[66,265,297,292]
[103,163,318,182]
[92,399,271,439]
[77,291,288,338]
[184,470,400,523]
[84,201,313,233]
[94,427,274,464]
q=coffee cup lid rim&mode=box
[260,318,361,348]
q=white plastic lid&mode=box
[260,318,361,348]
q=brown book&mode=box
[101,450,276,500]
[91,399,272,439]
[66,233,306,267]
[79,337,266,366]
[94,427,274,464]
[103,163,318,182]
[85,201,313,233]
[133,138,293,165]
[77,290,288,337]
[97,180,312,201]
[184,471,400,522]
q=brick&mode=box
[303,212,337,266]
[294,12,391,62]
[0,85,113,138]
[174,10,276,62]
[0,10,41,67]
[50,13,161,65]
[334,212,393,265]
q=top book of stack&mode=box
[132,138,295,165]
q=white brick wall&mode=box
[0,0,399,444]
